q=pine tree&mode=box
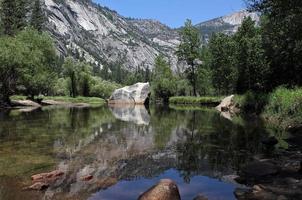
[15,0,28,31]
[31,0,45,31]
[1,0,17,35]
[176,19,201,96]
[0,0,27,36]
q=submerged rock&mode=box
[138,179,181,200]
[109,82,150,105]
[27,170,64,190]
[193,194,208,200]
[31,170,64,183]
[81,175,93,182]
[27,182,49,191]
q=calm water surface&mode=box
[0,105,271,200]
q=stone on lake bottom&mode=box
[81,175,93,181]
[26,182,49,191]
[31,170,64,183]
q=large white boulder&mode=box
[108,82,150,105]
[216,95,235,112]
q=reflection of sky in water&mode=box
[89,169,236,200]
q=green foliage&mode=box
[234,17,269,93]
[248,0,302,88]
[53,78,69,96]
[89,76,121,99]
[169,96,222,105]
[196,47,214,95]
[177,19,202,96]
[263,87,302,129]
[175,78,192,96]
[151,55,177,103]
[234,91,268,114]
[62,57,120,99]
[0,28,58,103]
[63,57,78,97]
[208,33,238,95]
[16,28,58,98]
[0,36,25,104]
[63,57,93,97]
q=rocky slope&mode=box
[44,0,179,71]
[195,10,260,42]
[43,0,259,71]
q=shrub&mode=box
[53,78,69,96]
[89,77,121,99]
[234,91,268,114]
[263,87,302,129]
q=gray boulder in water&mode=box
[109,82,150,105]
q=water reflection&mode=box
[109,104,150,125]
[0,105,271,200]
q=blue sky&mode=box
[94,0,246,28]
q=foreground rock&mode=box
[109,82,150,105]
[138,179,181,200]
[11,100,41,107]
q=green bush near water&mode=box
[169,96,222,105]
[234,91,269,114]
[263,87,302,129]
[234,87,302,130]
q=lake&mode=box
[0,105,271,200]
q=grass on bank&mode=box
[233,87,302,130]
[169,96,222,105]
[263,87,302,129]
[10,95,106,106]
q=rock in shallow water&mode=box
[138,179,181,200]
[243,161,279,178]
[109,82,150,105]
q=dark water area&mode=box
[0,105,276,200]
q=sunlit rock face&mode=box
[108,82,150,105]
[109,104,150,125]
[44,0,259,72]
[44,0,179,71]
[195,10,260,43]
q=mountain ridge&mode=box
[43,0,259,72]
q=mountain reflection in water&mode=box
[0,105,269,200]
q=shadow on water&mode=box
[0,105,273,200]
